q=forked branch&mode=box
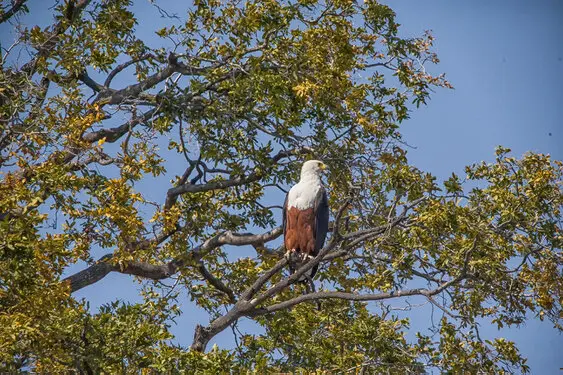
[64,227,283,293]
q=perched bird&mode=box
[283,160,329,281]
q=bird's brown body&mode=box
[284,206,316,256]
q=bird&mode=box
[283,160,329,282]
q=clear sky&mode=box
[386,1,563,373]
[3,0,562,373]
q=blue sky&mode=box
[387,1,563,373]
[3,0,562,373]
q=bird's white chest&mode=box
[287,182,321,210]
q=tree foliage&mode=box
[1,0,561,373]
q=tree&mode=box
[1,0,561,373]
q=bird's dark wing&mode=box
[313,186,329,254]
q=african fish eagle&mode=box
[283,160,329,280]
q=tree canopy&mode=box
[1,0,561,373]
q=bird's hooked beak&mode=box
[319,162,327,171]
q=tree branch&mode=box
[93,52,233,106]
[77,70,104,93]
[190,239,468,354]
[64,147,306,292]
[21,0,92,75]
[64,227,283,293]
[63,254,115,293]
[0,0,28,24]
[82,108,157,143]
[164,148,303,210]
[250,276,465,316]
[104,53,156,88]
[197,260,236,303]
[240,255,288,301]
[95,65,175,105]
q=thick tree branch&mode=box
[77,71,104,93]
[64,254,114,293]
[93,52,242,106]
[64,254,183,293]
[95,65,175,105]
[64,227,283,293]
[65,229,178,292]
[82,108,157,143]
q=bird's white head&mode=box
[300,160,327,182]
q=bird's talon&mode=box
[301,253,312,262]
[285,248,297,258]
